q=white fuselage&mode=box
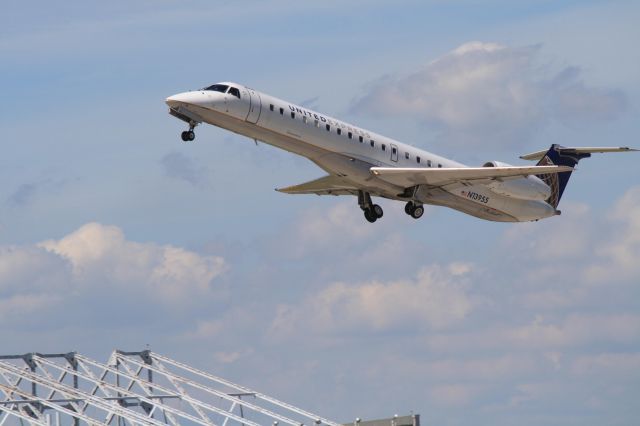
[166,82,557,222]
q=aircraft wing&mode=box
[276,175,359,196]
[370,165,573,188]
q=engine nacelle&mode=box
[482,161,551,201]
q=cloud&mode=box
[160,151,211,188]
[285,202,378,254]
[0,223,226,326]
[6,178,70,207]
[429,383,481,406]
[38,222,226,304]
[351,42,626,149]
[501,202,593,261]
[426,313,640,353]
[269,263,473,338]
[589,186,640,281]
[7,183,38,206]
[274,201,432,270]
[571,352,640,377]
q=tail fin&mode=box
[520,145,637,208]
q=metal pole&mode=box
[72,359,79,426]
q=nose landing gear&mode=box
[180,122,198,142]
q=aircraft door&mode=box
[225,86,250,120]
[246,89,262,124]
[391,144,399,162]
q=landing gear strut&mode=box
[180,122,197,142]
[358,191,383,223]
[404,201,424,219]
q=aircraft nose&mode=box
[165,91,204,108]
[166,92,189,108]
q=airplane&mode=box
[165,82,636,223]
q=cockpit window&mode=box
[204,84,229,93]
[228,87,241,99]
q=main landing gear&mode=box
[358,191,383,223]
[180,122,198,142]
[181,130,195,142]
[357,192,425,223]
[404,201,424,219]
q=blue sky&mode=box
[1,1,639,425]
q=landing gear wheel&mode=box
[411,205,424,219]
[181,130,196,142]
[405,202,414,215]
[373,204,383,218]
[364,209,377,223]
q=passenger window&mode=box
[382,144,386,151]
[370,140,374,147]
[326,124,330,131]
[270,104,274,111]
[417,156,421,164]
[359,136,363,143]
[438,163,442,168]
[337,129,342,135]
[427,160,432,167]
[392,147,397,154]
[228,87,241,99]
[348,132,352,139]
[291,112,295,119]
[405,152,409,159]
[280,108,284,115]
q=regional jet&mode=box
[166,82,636,223]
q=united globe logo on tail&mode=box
[536,155,561,208]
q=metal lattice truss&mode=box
[0,350,341,426]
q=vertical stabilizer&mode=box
[531,145,590,207]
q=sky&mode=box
[1,1,639,425]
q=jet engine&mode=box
[482,161,551,201]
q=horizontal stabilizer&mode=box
[276,175,358,196]
[520,146,638,161]
[370,165,572,188]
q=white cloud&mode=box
[269,263,472,337]
[0,245,72,294]
[351,42,626,148]
[37,222,226,305]
[0,223,227,325]
[273,201,433,279]
[427,313,640,353]
[0,293,64,322]
[429,383,480,406]
[286,202,378,253]
[502,202,592,261]
[184,319,224,339]
[588,186,640,281]
[571,352,640,377]
[379,354,537,383]
[214,348,254,364]
[507,314,640,347]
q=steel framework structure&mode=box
[0,350,342,426]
